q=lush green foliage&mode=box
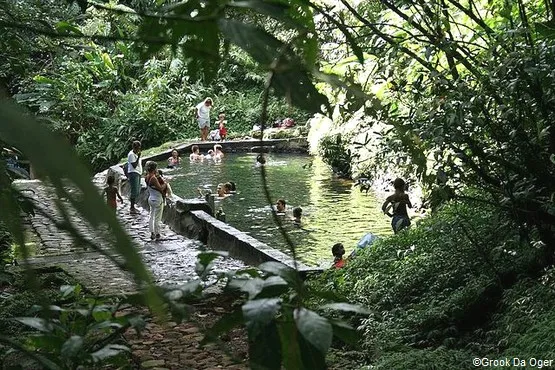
[309,198,555,368]
[2,1,314,172]
[318,133,357,178]
[316,0,555,258]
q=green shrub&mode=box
[318,133,357,178]
[321,198,545,362]
[372,347,475,370]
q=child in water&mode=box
[189,145,204,161]
[381,178,412,233]
[332,243,346,269]
[103,175,123,211]
[292,207,302,226]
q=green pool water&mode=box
[160,152,391,266]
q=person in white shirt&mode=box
[127,140,142,214]
[196,97,213,141]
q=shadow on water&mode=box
[161,152,391,266]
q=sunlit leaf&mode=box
[55,21,83,35]
[15,318,54,333]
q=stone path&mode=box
[14,178,249,369]
[15,179,245,294]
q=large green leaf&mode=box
[0,102,164,315]
[329,319,362,347]
[242,298,282,338]
[249,321,282,370]
[228,277,265,299]
[201,307,244,344]
[217,19,329,114]
[61,335,84,358]
[277,321,303,370]
[15,317,55,333]
[293,307,332,354]
[258,261,299,286]
[535,21,555,39]
[90,344,130,362]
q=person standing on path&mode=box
[103,175,123,212]
[145,161,167,241]
[127,140,142,214]
[196,97,213,141]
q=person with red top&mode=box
[103,175,123,212]
[332,243,346,269]
[217,112,227,140]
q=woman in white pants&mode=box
[145,161,167,240]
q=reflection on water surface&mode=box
[161,153,391,266]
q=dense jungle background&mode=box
[1,0,555,368]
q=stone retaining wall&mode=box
[140,137,308,163]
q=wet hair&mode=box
[157,169,164,176]
[207,149,214,155]
[229,181,236,191]
[256,154,266,164]
[107,175,115,185]
[192,145,199,153]
[393,178,406,191]
[293,207,302,218]
[132,140,141,149]
[214,144,223,151]
[332,243,344,257]
[216,183,225,195]
[145,161,157,173]
[223,182,233,192]
[171,149,179,156]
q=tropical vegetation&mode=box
[1,0,554,368]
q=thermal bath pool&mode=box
[160,152,391,266]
